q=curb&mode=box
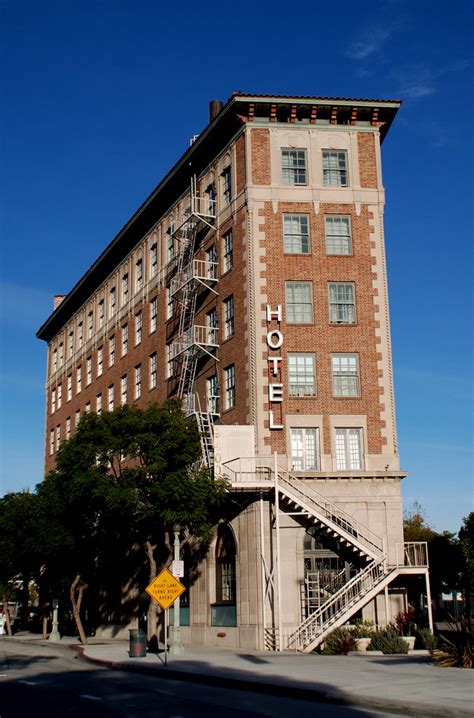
[73,646,472,718]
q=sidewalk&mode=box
[8,634,474,717]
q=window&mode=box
[282,149,307,185]
[335,428,363,470]
[328,283,356,324]
[150,297,157,333]
[134,364,142,399]
[55,425,61,451]
[166,224,175,262]
[322,150,348,187]
[67,374,72,401]
[97,347,103,376]
[121,375,128,405]
[222,165,232,206]
[66,417,71,440]
[108,384,114,411]
[149,352,157,389]
[52,348,57,374]
[224,364,235,410]
[135,257,143,292]
[121,324,128,356]
[109,286,116,316]
[166,286,174,320]
[325,215,352,255]
[332,354,360,397]
[109,335,115,367]
[291,428,320,471]
[58,342,64,367]
[150,243,158,277]
[85,402,91,414]
[77,321,83,348]
[223,230,233,272]
[49,429,55,455]
[51,388,56,414]
[75,409,81,427]
[223,295,234,339]
[121,273,129,306]
[212,526,237,627]
[135,311,142,344]
[76,365,82,394]
[87,310,93,339]
[166,344,173,378]
[283,214,310,254]
[57,384,62,410]
[98,299,104,328]
[96,393,102,413]
[288,353,316,396]
[285,281,313,323]
[68,331,74,358]
[206,181,217,215]
[207,374,220,414]
[207,307,218,329]
[86,357,92,385]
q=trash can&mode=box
[129,628,147,657]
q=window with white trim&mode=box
[85,402,91,414]
[206,181,217,215]
[283,214,310,254]
[108,384,114,411]
[150,297,157,333]
[98,299,104,328]
[325,215,352,255]
[121,375,127,405]
[135,257,143,293]
[282,149,307,185]
[109,286,116,316]
[166,286,174,320]
[75,409,81,427]
[68,331,74,358]
[49,429,55,455]
[52,348,57,374]
[166,344,173,378]
[134,364,142,399]
[288,353,316,396]
[66,417,71,440]
[332,354,360,397]
[224,364,235,410]
[149,352,157,389]
[76,365,82,394]
[166,224,175,262]
[207,374,220,414]
[57,384,62,410]
[55,425,61,451]
[77,321,83,348]
[67,374,72,401]
[291,428,320,471]
[58,342,64,367]
[121,273,129,306]
[328,283,356,324]
[51,388,56,414]
[223,295,234,339]
[109,335,115,367]
[135,311,142,344]
[97,347,103,377]
[285,281,313,323]
[335,428,364,470]
[121,324,128,356]
[223,230,233,272]
[87,310,93,339]
[150,243,158,277]
[322,150,348,187]
[206,245,217,279]
[222,165,232,206]
[96,393,102,413]
[86,356,92,385]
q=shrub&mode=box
[368,625,409,654]
[350,619,374,638]
[433,616,474,669]
[415,627,438,652]
[322,627,356,655]
[395,606,415,636]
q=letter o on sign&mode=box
[267,330,283,350]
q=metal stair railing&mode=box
[191,392,215,469]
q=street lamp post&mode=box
[48,599,61,642]
[169,531,184,655]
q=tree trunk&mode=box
[70,574,88,645]
[145,541,158,647]
[2,597,12,636]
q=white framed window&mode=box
[87,310,93,339]
[76,365,82,394]
[166,344,174,379]
[55,425,61,451]
[108,384,114,411]
[150,243,158,277]
[121,324,128,356]
[291,428,320,471]
[222,165,232,206]
[166,223,175,262]
[68,331,74,358]
[325,215,352,255]
[223,230,233,272]
[97,346,103,376]
[120,375,127,405]
[66,416,71,440]
[206,245,217,279]
[52,348,57,374]
[288,353,316,396]
[332,354,360,397]
[75,409,81,427]
[224,364,235,410]
[285,281,313,323]
[223,295,234,339]
[283,214,310,254]
[206,180,217,214]
[135,311,142,344]
[98,299,104,328]
[85,401,91,414]
[150,297,157,333]
[51,388,56,414]
[58,342,64,367]
[86,356,92,385]
[57,384,62,410]
[282,149,307,185]
[149,352,157,389]
[328,283,356,324]
[166,286,174,320]
[134,364,142,399]
[109,286,116,316]
[335,428,363,470]
[109,334,115,367]
[77,321,83,348]
[96,393,102,413]
[322,150,348,187]
[121,273,129,306]
[135,257,143,292]
[207,374,220,414]
[50,429,55,455]
[67,374,72,401]
[207,307,218,329]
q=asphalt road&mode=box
[0,641,404,717]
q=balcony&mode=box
[171,325,219,360]
[170,259,218,297]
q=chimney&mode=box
[54,294,66,310]
[209,99,224,122]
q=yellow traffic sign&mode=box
[145,567,185,610]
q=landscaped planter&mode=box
[404,636,416,651]
[354,637,372,652]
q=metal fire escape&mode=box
[169,176,219,468]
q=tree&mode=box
[459,513,474,619]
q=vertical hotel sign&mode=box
[267,305,283,429]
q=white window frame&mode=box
[76,365,82,394]
[335,428,364,470]
[98,299,104,328]
[332,354,360,397]
[120,375,127,405]
[285,281,313,324]
[221,165,232,206]
[322,150,349,187]
[68,331,74,358]
[97,346,103,377]
[66,416,71,440]
[77,321,83,348]
[282,148,307,185]
[328,282,356,324]
[67,374,72,401]
[135,257,143,293]
[288,353,316,397]
[75,409,81,427]
[87,310,94,340]
[224,364,235,410]
[109,286,116,316]
[325,215,352,255]
[121,273,129,306]
[86,356,92,386]
[135,311,142,344]
[96,393,102,413]
[51,388,56,414]
[166,286,174,320]
[55,425,61,451]
[57,384,62,410]
[134,364,142,399]
[150,243,158,277]
[207,374,220,414]
[283,214,310,254]
[108,384,114,411]
[121,324,128,357]
[50,429,55,455]
[291,427,320,471]
[223,230,233,272]
[150,297,157,333]
[149,352,157,389]
[109,335,115,367]
[223,295,234,339]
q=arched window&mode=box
[211,525,237,626]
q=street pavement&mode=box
[5,633,474,717]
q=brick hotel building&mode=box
[37,93,431,651]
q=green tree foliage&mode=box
[459,513,474,618]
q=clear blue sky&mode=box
[1,0,472,533]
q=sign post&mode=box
[145,567,186,664]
